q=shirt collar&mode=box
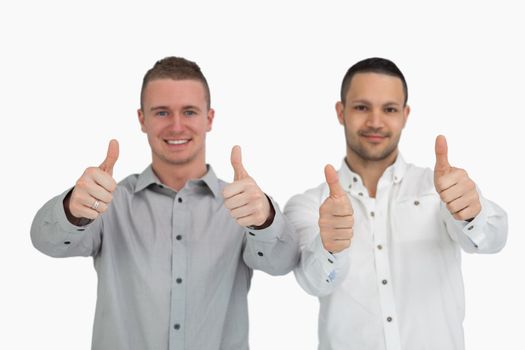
[338,153,408,191]
[134,164,221,198]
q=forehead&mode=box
[143,79,207,108]
[346,72,405,104]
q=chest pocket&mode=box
[391,192,445,242]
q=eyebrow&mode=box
[149,105,202,112]
[349,99,401,106]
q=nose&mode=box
[366,108,384,128]
[168,114,184,132]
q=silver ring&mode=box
[91,199,100,210]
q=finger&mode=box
[222,177,256,199]
[231,145,249,181]
[223,193,250,211]
[99,139,120,176]
[228,204,256,220]
[436,167,471,194]
[434,135,451,174]
[453,202,481,221]
[324,164,345,198]
[446,190,479,214]
[91,169,118,193]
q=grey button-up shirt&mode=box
[31,165,299,350]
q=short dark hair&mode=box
[140,56,211,110]
[340,57,408,105]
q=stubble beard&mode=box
[346,127,401,162]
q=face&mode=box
[138,79,214,170]
[336,72,410,162]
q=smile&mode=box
[165,139,190,145]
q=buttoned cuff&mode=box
[54,188,93,233]
[455,197,490,248]
[244,196,284,243]
[311,235,349,283]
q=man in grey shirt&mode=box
[31,57,299,350]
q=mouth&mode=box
[359,132,389,143]
[165,139,190,145]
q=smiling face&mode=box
[336,72,410,164]
[138,79,214,175]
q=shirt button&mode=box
[353,177,358,182]
[248,231,255,236]
[414,200,420,206]
[382,279,388,285]
[370,211,375,217]
[174,323,181,330]
[467,225,474,230]
[377,244,383,250]
[178,197,183,203]
[387,317,393,322]
[176,278,182,284]
[348,184,352,189]
[257,251,264,256]
[64,241,71,245]
[328,258,333,264]
[176,235,182,241]
[358,192,363,196]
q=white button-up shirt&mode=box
[284,155,507,350]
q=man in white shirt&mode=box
[284,57,507,350]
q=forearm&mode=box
[443,196,508,254]
[31,189,101,258]
[294,235,349,297]
[243,199,299,276]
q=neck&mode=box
[152,158,208,191]
[346,149,398,198]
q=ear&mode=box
[206,108,215,132]
[335,101,345,125]
[402,105,410,128]
[137,108,146,133]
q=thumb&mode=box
[324,164,345,198]
[434,135,451,174]
[231,145,248,181]
[99,139,119,176]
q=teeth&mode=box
[167,140,188,145]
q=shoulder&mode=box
[285,182,328,212]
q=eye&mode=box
[156,110,169,117]
[384,107,398,113]
[354,104,368,112]
[183,110,197,117]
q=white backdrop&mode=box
[1,1,523,349]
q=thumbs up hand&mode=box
[434,135,481,221]
[223,146,273,228]
[319,165,354,253]
[66,140,119,222]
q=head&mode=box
[138,57,214,174]
[336,57,410,164]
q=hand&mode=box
[434,135,481,221]
[66,139,119,221]
[223,145,273,227]
[319,164,354,253]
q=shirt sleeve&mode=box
[284,190,350,297]
[30,189,103,258]
[242,196,300,276]
[441,193,508,254]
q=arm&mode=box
[241,196,300,276]
[30,139,119,258]
[441,195,507,253]
[434,135,508,253]
[284,168,352,297]
[30,189,103,257]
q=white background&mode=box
[1,1,523,349]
